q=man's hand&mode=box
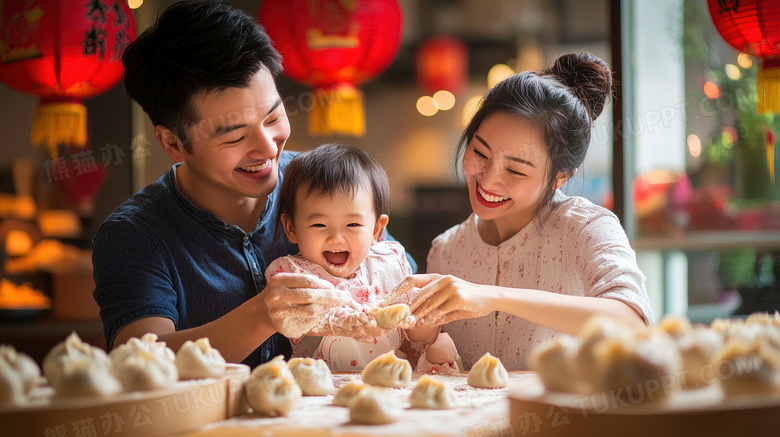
[261,273,356,338]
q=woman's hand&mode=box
[407,274,495,327]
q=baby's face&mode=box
[283,185,385,278]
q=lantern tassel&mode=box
[31,101,88,157]
[309,83,366,137]
[768,131,775,185]
[757,59,780,114]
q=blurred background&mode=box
[1,0,779,362]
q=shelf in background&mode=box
[632,230,780,252]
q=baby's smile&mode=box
[323,250,349,266]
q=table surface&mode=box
[177,372,534,437]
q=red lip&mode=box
[475,184,510,208]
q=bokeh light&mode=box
[487,64,514,88]
[416,96,438,117]
[687,134,701,157]
[703,81,719,99]
[432,90,456,111]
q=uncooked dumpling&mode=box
[409,375,457,409]
[332,378,366,407]
[110,333,175,366]
[176,338,226,380]
[349,387,401,425]
[0,358,25,406]
[575,315,628,384]
[467,352,508,389]
[43,332,111,388]
[716,337,780,396]
[244,356,302,417]
[361,351,412,388]
[0,345,40,394]
[675,325,723,390]
[114,349,178,392]
[53,358,122,399]
[287,357,335,395]
[366,304,411,329]
[530,334,585,393]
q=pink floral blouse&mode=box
[426,192,653,371]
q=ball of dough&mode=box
[409,375,457,409]
[52,358,122,399]
[332,378,366,407]
[43,332,111,388]
[467,352,508,389]
[287,357,335,395]
[361,351,412,388]
[366,304,411,329]
[0,358,25,406]
[0,345,41,394]
[244,356,302,417]
[530,334,585,393]
[114,349,179,392]
[349,387,401,425]
[176,338,226,380]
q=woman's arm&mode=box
[408,274,645,336]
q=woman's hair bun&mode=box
[542,52,612,121]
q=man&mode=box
[93,0,412,368]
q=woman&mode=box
[407,51,654,371]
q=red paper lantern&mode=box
[417,36,468,95]
[707,0,780,113]
[0,0,135,156]
[259,0,402,136]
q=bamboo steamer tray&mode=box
[1,363,250,437]
[508,374,780,436]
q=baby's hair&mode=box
[275,143,390,241]
[456,51,612,218]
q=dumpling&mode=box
[114,349,179,392]
[675,325,723,390]
[716,337,780,396]
[530,334,585,393]
[332,378,367,407]
[0,345,41,394]
[110,333,176,366]
[287,357,335,395]
[43,332,112,388]
[590,330,682,404]
[409,375,457,409]
[575,315,628,383]
[657,315,693,338]
[467,352,508,389]
[361,351,412,388]
[366,304,411,329]
[349,387,402,425]
[176,338,226,380]
[53,358,122,399]
[244,356,302,417]
[0,358,25,406]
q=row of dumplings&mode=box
[243,350,510,425]
[1,332,227,407]
[531,312,780,403]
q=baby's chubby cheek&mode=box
[425,332,459,364]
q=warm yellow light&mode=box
[687,134,701,158]
[128,0,143,9]
[416,96,438,117]
[703,81,719,99]
[432,90,456,111]
[487,64,514,88]
[737,53,752,69]
[5,230,33,256]
[461,95,483,127]
[725,64,741,80]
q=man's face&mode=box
[177,68,290,205]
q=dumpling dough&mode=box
[0,345,41,394]
[0,358,25,406]
[361,351,412,388]
[366,304,411,329]
[332,378,366,407]
[114,348,178,392]
[244,356,302,416]
[349,387,402,425]
[176,338,226,380]
[409,375,457,409]
[675,325,723,390]
[716,337,780,396]
[43,332,112,388]
[287,357,335,395]
[530,334,585,393]
[467,352,508,389]
[53,358,123,399]
[575,315,628,384]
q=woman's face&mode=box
[462,112,568,238]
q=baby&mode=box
[266,143,454,371]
